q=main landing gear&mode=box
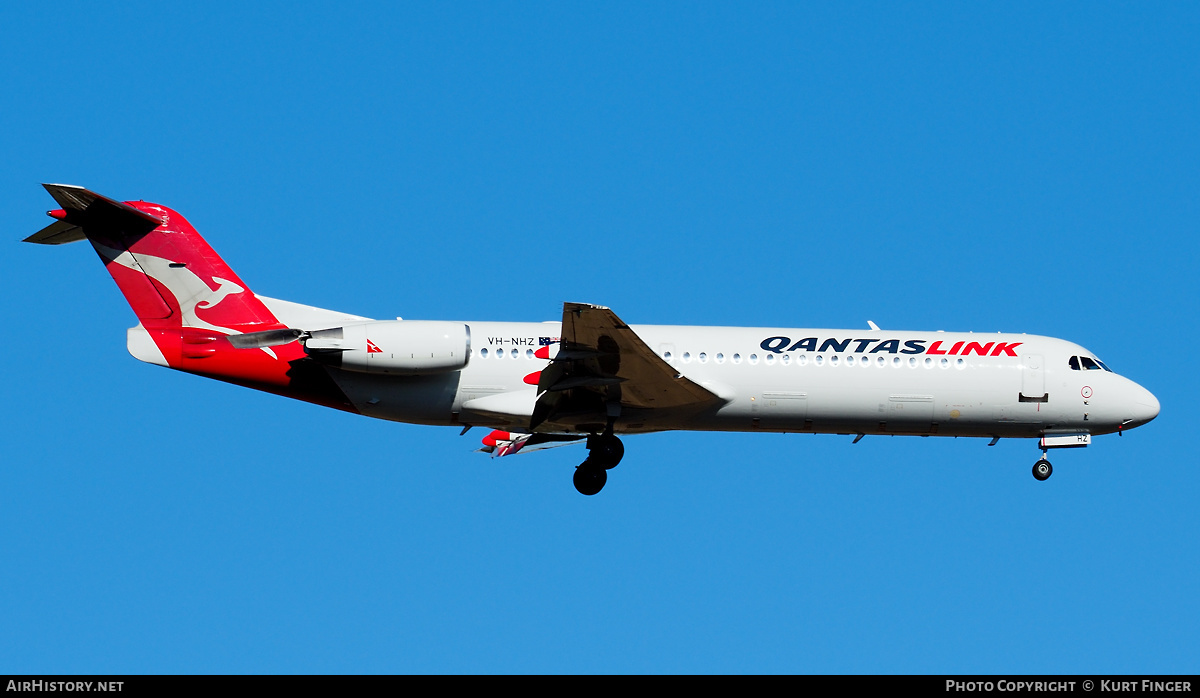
[1032,448,1053,481]
[573,431,625,496]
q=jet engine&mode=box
[304,321,471,375]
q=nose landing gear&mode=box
[1032,445,1053,481]
[573,431,625,495]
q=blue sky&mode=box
[1,2,1196,673]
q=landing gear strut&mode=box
[573,431,625,495]
[586,432,624,469]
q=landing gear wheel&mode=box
[1032,459,1053,481]
[587,433,625,470]
[573,465,607,495]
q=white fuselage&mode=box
[30,184,1161,491]
[320,321,1160,439]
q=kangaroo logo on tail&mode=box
[198,277,245,309]
[92,243,276,356]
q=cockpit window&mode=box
[1070,356,1114,372]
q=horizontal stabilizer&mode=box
[23,184,162,245]
[24,220,86,245]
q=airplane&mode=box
[25,184,1160,495]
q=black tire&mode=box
[573,465,608,495]
[587,434,625,470]
[1032,459,1053,481]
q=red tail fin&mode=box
[29,184,281,332]
[27,184,354,412]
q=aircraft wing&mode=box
[478,429,586,457]
[530,302,722,430]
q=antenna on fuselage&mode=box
[867,320,880,331]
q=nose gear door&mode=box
[1020,354,1048,403]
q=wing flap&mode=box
[478,429,586,457]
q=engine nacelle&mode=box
[305,321,471,375]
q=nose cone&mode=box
[1126,383,1160,429]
